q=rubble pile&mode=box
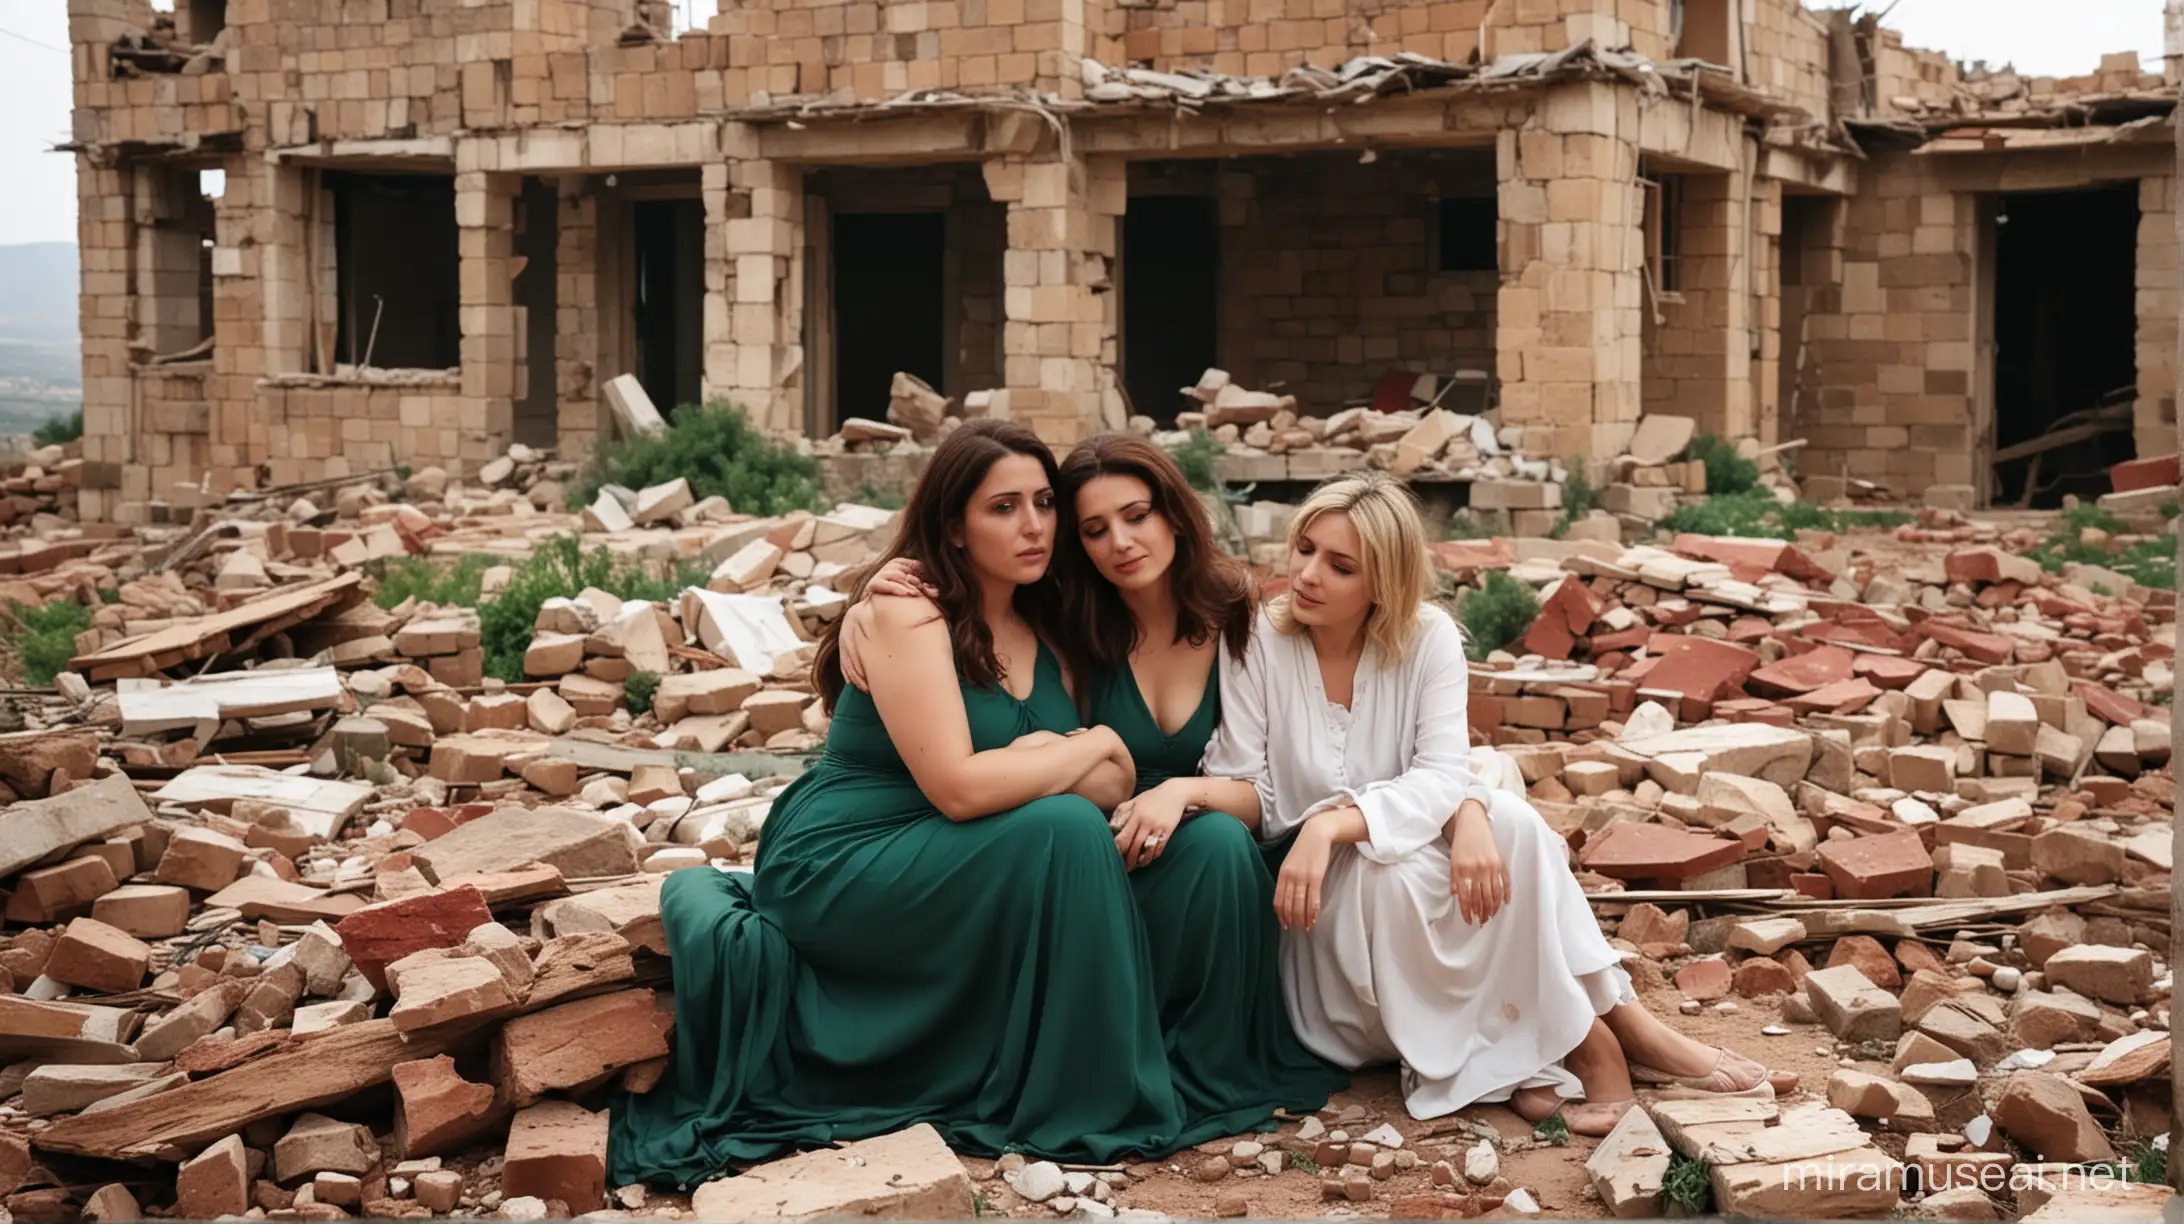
[0,405,2177,1223]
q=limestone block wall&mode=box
[1641,157,1755,442]
[1745,0,1830,119]
[704,0,1109,101]
[1113,0,1492,77]
[2134,173,2178,462]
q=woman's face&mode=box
[1074,473,1177,594]
[1287,510,1373,629]
[953,454,1056,586]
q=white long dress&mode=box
[1200,604,1632,1119]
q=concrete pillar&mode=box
[456,170,519,470]
[986,153,1124,447]
[707,129,805,434]
[1494,81,1644,465]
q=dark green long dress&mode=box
[608,644,1193,1189]
[1088,663,1349,1133]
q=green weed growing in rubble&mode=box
[1663,1154,1713,1214]
[1457,570,1539,662]
[623,670,660,717]
[2031,504,2177,591]
[4,598,92,686]
[1531,1115,1569,1146]
[371,552,495,610]
[569,401,827,517]
[1686,433,1759,496]
[1658,489,1911,542]
[476,535,709,682]
[1168,428,1224,493]
[1552,459,1600,538]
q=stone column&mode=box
[707,128,805,434]
[456,169,520,470]
[1494,82,1644,466]
[555,179,603,455]
[985,153,1123,447]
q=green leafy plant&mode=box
[1658,489,1912,542]
[2160,500,2179,520]
[2082,1142,2168,1184]
[31,409,83,448]
[1287,1152,1319,1172]
[1168,428,1224,493]
[1663,1153,1713,1215]
[569,402,827,517]
[2030,503,2176,591]
[1552,459,1600,538]
[623,670,660,716]
[1457,570,1539,662]
[1531,1115,1569,1146]
[1686,433,1759,496]
[371,553,496,611]
[4,599,93,686]
[847,479,907,511]
[477,535,709,682]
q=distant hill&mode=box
[0,243,82,433]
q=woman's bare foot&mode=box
[1603,1002,1798,1095]
[1509,1086,1635,1137]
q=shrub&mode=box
[32,409,83,448]
[1457,570,1539,662]
[569,402,827,517]
[477,536,711,681]
[1168,428,1224,493]
[1658,490,1911,542]
[623,670,660,716]
[371,553,495,611]
[1552,459,1599,538]
[1687,433,1759,496]
[6,599,93,685]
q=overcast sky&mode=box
[0,0,2171,246]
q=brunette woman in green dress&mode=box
[845,433,1347,1134]
[610,419,1195,1189]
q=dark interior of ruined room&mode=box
[184,0,228,44]
[513,177,560,449]
[1121,195,1220,426]
[1122,151,1499,424]
[1990,181,2139,507]
[331,171,460,371]
[632,197,704,417]
[806,164,1003,434]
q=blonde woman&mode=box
[1201,471,1793,1134]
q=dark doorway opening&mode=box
[632,198,704,416]
[1122,196,1218,426]
[330,172,460,370]
[514,178,559,449]
[833,212,945,423]
[1776,193,1836,441]
[1991,183,2139,506]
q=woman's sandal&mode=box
[1628,1048,1798,1096]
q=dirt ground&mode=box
[952,977,1840,1221]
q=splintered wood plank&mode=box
[70,574,363,680]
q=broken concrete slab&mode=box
[689,1124,975,1220]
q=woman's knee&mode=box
[1167,811,1260,862]
[996,793,1114,851]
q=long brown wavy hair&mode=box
[812,418,1063,713]
[1052,433,1255,690]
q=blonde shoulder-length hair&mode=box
[1268,470,1439,661]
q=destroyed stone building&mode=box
[58,0,2183,516]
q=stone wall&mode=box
[1186,154,1499,415]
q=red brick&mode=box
[45,917,151,995]
[1746,645,1855,697]
[2108,453,2179,493]
[1784,678,1882,715]
[1817,829,1933,900]
[1674,958,1731,1001]
[333,885,494,991]
[177,1135,250,1219]
[1824,934,1902,990]
[1578,823,1745,883]
[393,1055,502,1159]
[502,1101,607,1212]
[1733,957,1797,997]
[1851,654,1929,690]
[1631,637,1759,704]
[497,989,671,1108]
[1920,622,2015,665]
